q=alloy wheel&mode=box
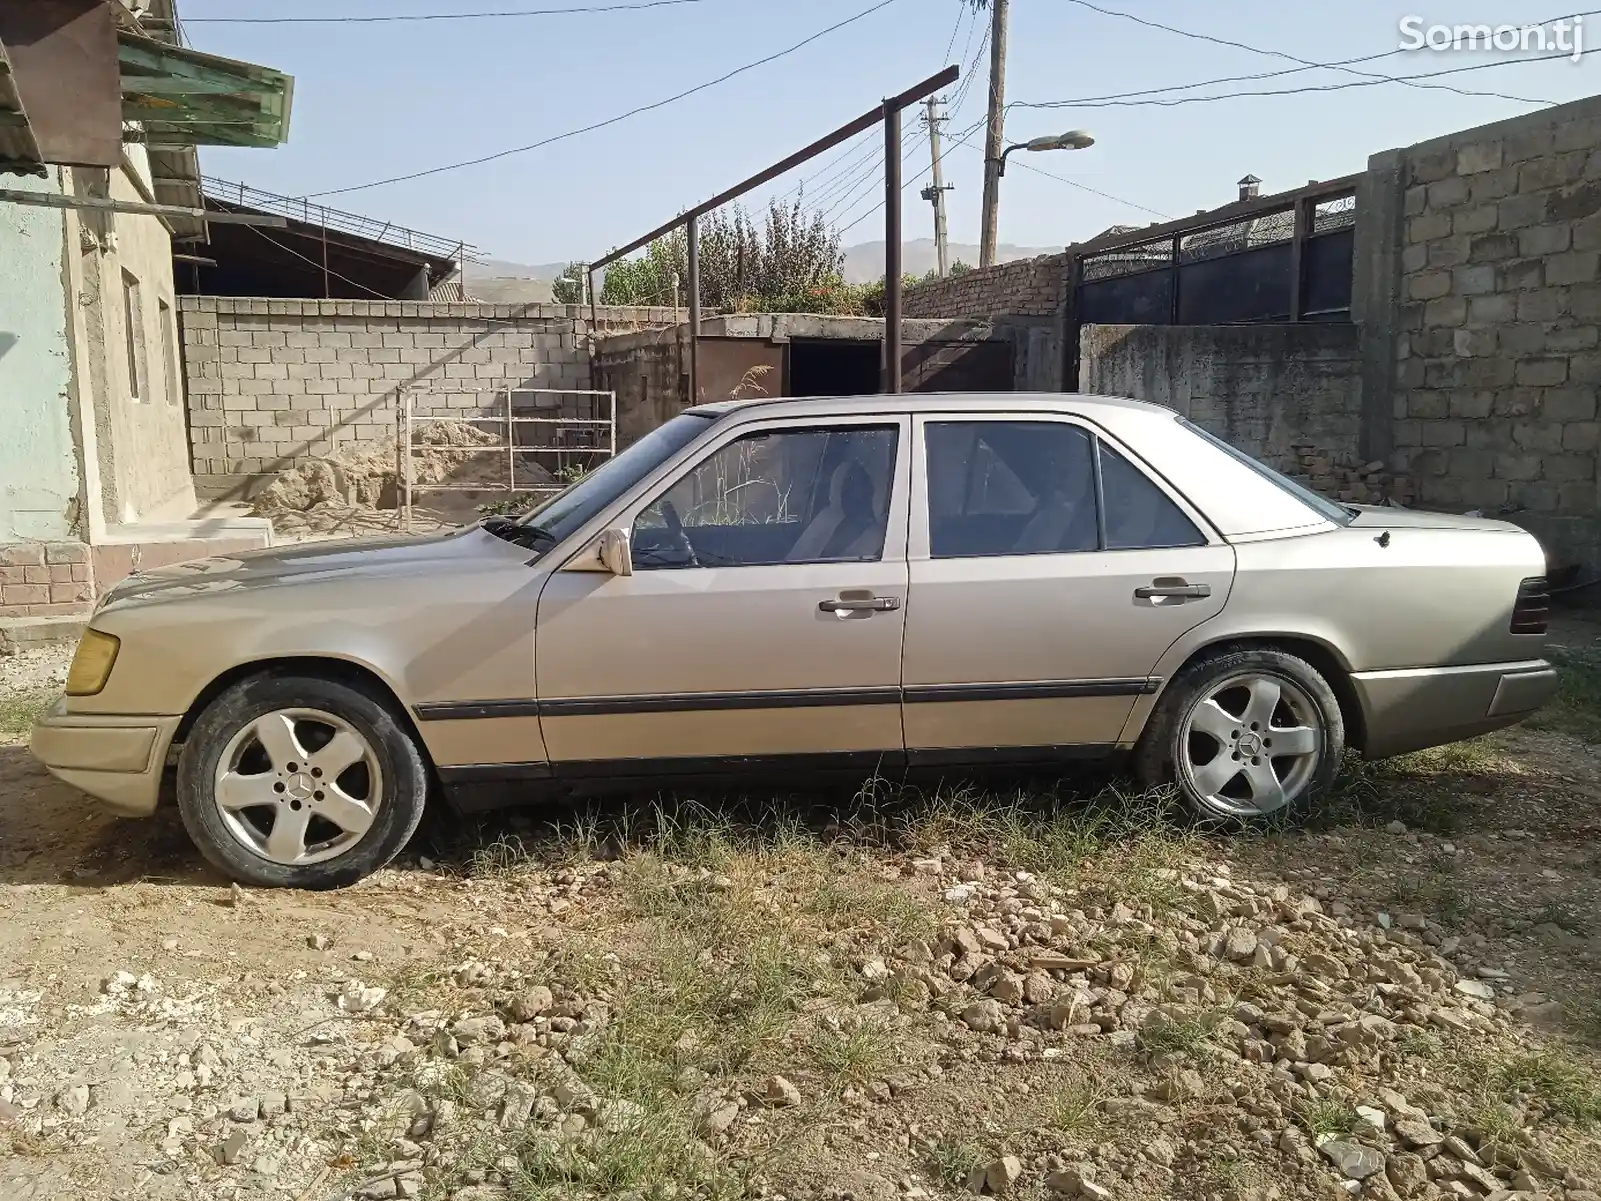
[212,708,384,866]
[1177,672,1323,817]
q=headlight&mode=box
[65,629,121,696]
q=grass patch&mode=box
[1038,1073,1111,1138]
[1528,643,1601,744]
[1294,1096,1355,1139]
[0,688,52,741]
[1135,1007,1225,1059]
[1487,1050,1601,1126]
[805,1016,896,1087]
[925,1139,986,1188]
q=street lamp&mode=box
[997,129,1095,176]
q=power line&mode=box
[1024,44,1600,111]
[1049,0,1552,106]
[943,119,1170,219]
[188,0,724,24]
[303,0,902,198]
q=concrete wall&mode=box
[1362,93,1601,564]
[0,170,80,543]
[902,253,1069,319]
[1078,323,1365,470]
[179,298,683,498]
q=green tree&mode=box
[550,262,586,305]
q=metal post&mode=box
[401,391,415,533]
[587,267,598,329]
[506,388,516,498]
[884,100,903,395]
[1288,196,1310,322]
[321,221,330,299]
[608,390,617,460]
[687,214,701,406]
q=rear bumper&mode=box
[1352,658,1557,758]
[29,698,180,817]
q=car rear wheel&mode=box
[176,673,428,888]
[1134,647,1344,821]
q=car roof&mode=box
[686,391,1172,420]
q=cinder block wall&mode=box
[1366,94,1601,562]
[902,253,1068,319]
[178,298,683,500]
[0,541,93,619]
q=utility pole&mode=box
[978,0,1009,268]
[920,96,952,278]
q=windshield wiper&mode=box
[482,516,557,551]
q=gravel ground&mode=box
[0,623,1597,1201]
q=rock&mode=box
[861,959,891,981]
[1354,1105,1387,1135]
[764,1075,801,1108]
[216,1129,248,1166]
[1023,972,1058,1003]
[1031,953,1100,972]
[228,1097,258,1122]
[55,1085,90,1116]
[1394,1119,1443,1148]
[1453,979,1496,1001]
[1385,820,1408,834]
[337,980,387,1013]
[1302,952,1348,980]
[1046,1163,1098,1195]
[509,986,555,1022]
[102,970,138,994]
[988,972,1026,1005]
[226,881,249,907]
[452,1015,507,1045]
[1386,1152,1428,1197]
[1224,928,1259,961]
[1319,1139,1385,1180]
[308,933,331,950]
[962,999,1005,1033]
[693,1097,739,1137]
[976,1155,1023,1193]
[1441,1134,1481,1165]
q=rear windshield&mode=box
[1178,417,1354,526]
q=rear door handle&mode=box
[1134,582,1211,599]
[819,596,901,613]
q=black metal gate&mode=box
[1067,177,1359,386]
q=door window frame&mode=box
[908,411,1223,562]
[570,412,915,570]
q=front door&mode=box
[534,415,911,775]
[902,413,1236,760]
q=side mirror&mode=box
[598,527,633,577]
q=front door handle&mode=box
[819,596,901,613]
[1134,581,1211,600]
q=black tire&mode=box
[176,673,428,889]
[1132,646,1345,822]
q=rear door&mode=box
[902,411,1235,760]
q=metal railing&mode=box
[399,388,617,532]
[202,176,478,264]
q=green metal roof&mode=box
[118,32,292,150]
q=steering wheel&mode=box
[659,499,699,567]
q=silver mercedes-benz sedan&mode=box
[32,393,1556,888]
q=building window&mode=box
[158,298,178,406]
[121,269,146,403]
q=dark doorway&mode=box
[788,338,882,397]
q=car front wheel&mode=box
[1134,647,1345,821]
[176,673,428,888]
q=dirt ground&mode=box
[0,620,1598,1201]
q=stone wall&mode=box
[0,541,94,619]
[1078,323,1366,471]
[902,253,1068,319]
[1364,94,1601,562]
[178,298,682,499]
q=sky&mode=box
[184,0,1601,267]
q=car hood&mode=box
[1346,505,1525,533]
[98,525,528,611]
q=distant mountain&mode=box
[461,239,1061,300]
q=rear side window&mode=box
[925,420,1204,558]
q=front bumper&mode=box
[29,697,181,817]
[1352,658,1558,758]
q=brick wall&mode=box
[179,298,683,499]
[902,253,1068,319]
[0,541,94,618]
[1378,96,1601,551]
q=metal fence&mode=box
[1066,177,1360,383]
[399,387,616,532]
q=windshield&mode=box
[1178,417,1355,526]
[512,413,714,546]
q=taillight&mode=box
[1510,576,1549,635]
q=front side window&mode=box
[632,425,898,569]
[925,420,1206,558]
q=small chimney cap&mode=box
[1238,173,1262,184]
